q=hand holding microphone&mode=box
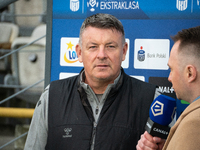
[136,95,176,150]
[145,94,176,139]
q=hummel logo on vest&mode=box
[63,128,72,138]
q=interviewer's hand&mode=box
[136,131,165,150]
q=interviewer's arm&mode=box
[163,109,200,150]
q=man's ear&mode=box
[76,44,83,63]
[186,65,197,83]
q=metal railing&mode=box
[0,132,28,149]
[0,79,44,105]
[0,34,46,149]
[0,0,47,148]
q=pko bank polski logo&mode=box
[137,46,145,61]
[134,39,170,70]
[151,101,164,116]
[176,0,188,11]
[60,37,83,67]
[70,0,80,12]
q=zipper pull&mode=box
[90,122,97,146]
[95,106,99,115]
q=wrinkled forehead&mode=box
[82,25,122,35]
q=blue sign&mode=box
[53,0,200,19]
[48,0,200,120]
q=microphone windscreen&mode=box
[149,95,176,126]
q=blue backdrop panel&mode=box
[51,19,200,82]
[49,0,200,119]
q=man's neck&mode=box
[80,69,121,94]
[84,78,114,94]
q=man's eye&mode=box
[89,46,97,49]
[106,45,115,49]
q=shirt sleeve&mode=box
[24,85,49,150]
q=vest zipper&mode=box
[90,122,97,150]
[95,105,99,115]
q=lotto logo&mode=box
[60,37,83,67]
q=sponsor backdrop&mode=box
[47,0,200,119]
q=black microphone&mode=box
[145,95,176,139]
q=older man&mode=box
[25,13,159,150]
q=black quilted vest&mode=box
[45,69,156,150]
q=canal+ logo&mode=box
[60,37,83,67]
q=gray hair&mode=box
[79,13,125,46]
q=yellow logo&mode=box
[64,41,79,63]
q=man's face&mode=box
[168,41,185,100]
[76,26,127,84]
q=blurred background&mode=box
[0,0,46,149]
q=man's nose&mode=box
[97,46,107,59]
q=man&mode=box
[136,26,200,150]
[25,13,159,150]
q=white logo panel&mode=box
[130,75,145,81]
[59,72,79,80]
[60,37,83,67]
[134,39,170,70]
[122,38,130,69]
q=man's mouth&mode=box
[95,64,109,68]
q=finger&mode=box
[137,133,158,150]
[136,143,142,150]
[143,131,154,142]
[153,137,166,145]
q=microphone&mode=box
[145,95,176,139]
